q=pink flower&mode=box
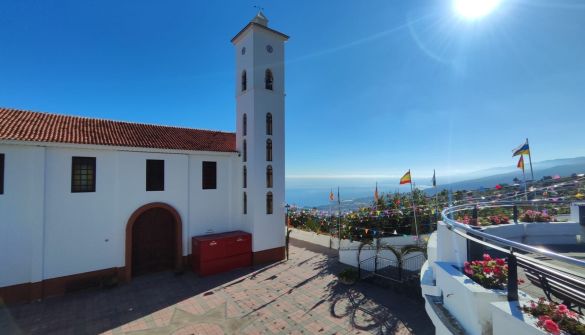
[543,319,560,335]
[567,310,578,319]
[556,304,568,314]
[496,258,506,266]
[483,253,492,261]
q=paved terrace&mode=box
[0,239,433,335]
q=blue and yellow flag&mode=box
[512,141,530,157]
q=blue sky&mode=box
[2,0,585,181]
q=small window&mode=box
[243,140,247,162]
[243,113,247,136]
[266,113,272,135]
[266,165,273,188]
[72,157,96,193]
[266,192,273,214]
[243,192,247,214]
[202,161,217,189]
[146,159,164,191]
[243,165,247,188]
[266,139,272,161]
[241,70,247,91]
[265,69,273,90]
[0,153,4,195]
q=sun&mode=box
[453,0,502,19]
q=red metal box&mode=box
[192,231,252,276]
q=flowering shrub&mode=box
[487,214,510,225]
[522,298,585,335]
[521,210,554,223]
[463,254,509,289]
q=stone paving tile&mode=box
[0,239,433,334]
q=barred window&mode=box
[202,161,217,190]
[146,159,164,191]
[71,157,96,193]
[0,153,4,194]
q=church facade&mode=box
[0,12,288,303]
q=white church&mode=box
[0,12,288,303]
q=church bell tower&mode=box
[232,11,288,263]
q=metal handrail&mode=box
[441,201,585,269]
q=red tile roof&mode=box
[0,107,236,152]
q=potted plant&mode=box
[463,253,511,289]
[522,298,585,334]
[520,210,555,223]
[338,268,358,285]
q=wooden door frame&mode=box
[124,202,183,282]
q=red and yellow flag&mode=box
[517,155,525,172]
[400,170,411,185]
[329,189,335,201]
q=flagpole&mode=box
[433,169,439,228]
[329,189,332,240]
[526,138,534,181]
[409,170,420,241]
[337,186,341,250]
[522,161,528,201]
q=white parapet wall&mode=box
[421,220,582,335]
[288,227,428,268]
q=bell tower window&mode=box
[266,139,272,161]
[266,113,272,135]
[243,113,247,136]
[243,165,247,188]
[243,140,247,162]
[241,70,247,91]
[266,192,273,214]
[243,192,247,214]
[266,165,273,188]
[265,69,273,90]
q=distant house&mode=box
[0,12,288,303]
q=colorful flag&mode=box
[329,189,334,201]
[432,169,436,187]
[512,141,530,157]
[374,182,379,202]
[400,170,411,185]
[517,155,525,171]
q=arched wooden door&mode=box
[130,206,178,277]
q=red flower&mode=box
[556,304,568,314]
[483,266,492,274]
[496,258,506,266]
[483,254,492,261]
[543,319,560,335]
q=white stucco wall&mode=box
[0,144,45,286]
[0,142,242,287]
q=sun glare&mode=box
[453,0,502,19]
